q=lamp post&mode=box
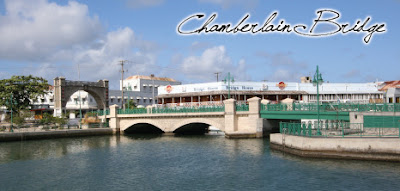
[126,85,132,109]
[8,94,14,132]
[151,74,155,105]
[78,63,82,129]
[313,65,324,131]
[223,72,235,99]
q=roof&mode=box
[378,80,400,91]
[125,75,177,82]
[156,90,308,98]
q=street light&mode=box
[313,65,324,132]
[125,85,132,109]
[223,72,235,99]
[6,94,15,132]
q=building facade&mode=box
[156,79,384,107]
[28,75,181,118]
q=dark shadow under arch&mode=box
[124,123,164,134]
[173,123,211,135]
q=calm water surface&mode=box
[1,134,400,191]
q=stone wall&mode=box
[270,133,400,161]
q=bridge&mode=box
[100,98,400,138]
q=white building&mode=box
[156,78,384,106]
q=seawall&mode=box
[270,133,400,162]
[0,128,114,142]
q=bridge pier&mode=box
[224,97,263,138]
[109,105,120,133]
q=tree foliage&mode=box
[39,113,68,127]
[0,75,49,113]
[124,99,137,109]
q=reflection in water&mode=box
[0,135,400,190]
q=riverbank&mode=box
[270,133,400,162]
[0,128,114,142]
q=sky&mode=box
[0,0,399,89]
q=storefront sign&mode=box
[277,82,287,90]
[165,85,173,93]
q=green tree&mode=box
[124,99,137,109]
[0,75,49,114]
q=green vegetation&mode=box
[0,75,49,114]
[124,99,137,109]
[39,113,68,129]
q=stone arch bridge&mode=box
[106,97,265,138]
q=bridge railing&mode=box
[280,121,400,138]
[118,108,147,114]
[88,110,109,116]
[262,103,400,112]
[236,104,249,111]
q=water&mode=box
[1,134,400,191]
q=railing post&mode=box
[146,105,153,114]
[224,98,237,134]
[109,104,120,133]
[248,97,263,138]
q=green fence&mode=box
[91,110,109,116]
[279,121,400,138]
[263,103,400,112]
[117,108,147,114]
[236,104,249,111]
[152,105,225,114]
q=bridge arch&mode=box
[124,123,165,134]
[171,117,224,133]
[53,77,108,116]
[120,119,165,132]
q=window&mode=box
[118,99,121,103]
[389,97,393,103]
[144,99,147,103]
[111,98,114,103]
[396,97,400,103]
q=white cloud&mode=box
[180,46,249,82]
[198,0,258,9]
[125,0,164,9]
[0,0,102,61]
[74,27,159,88]
[0,0,161,89]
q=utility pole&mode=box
[120,60,127,110]
[223,72,235,99]
[214,72,221,82]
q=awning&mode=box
[136,97,142,99]
[143,97,148,99]
[110,96,116,99]
[143,84,148,87]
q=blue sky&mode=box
[0,0,399,89]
